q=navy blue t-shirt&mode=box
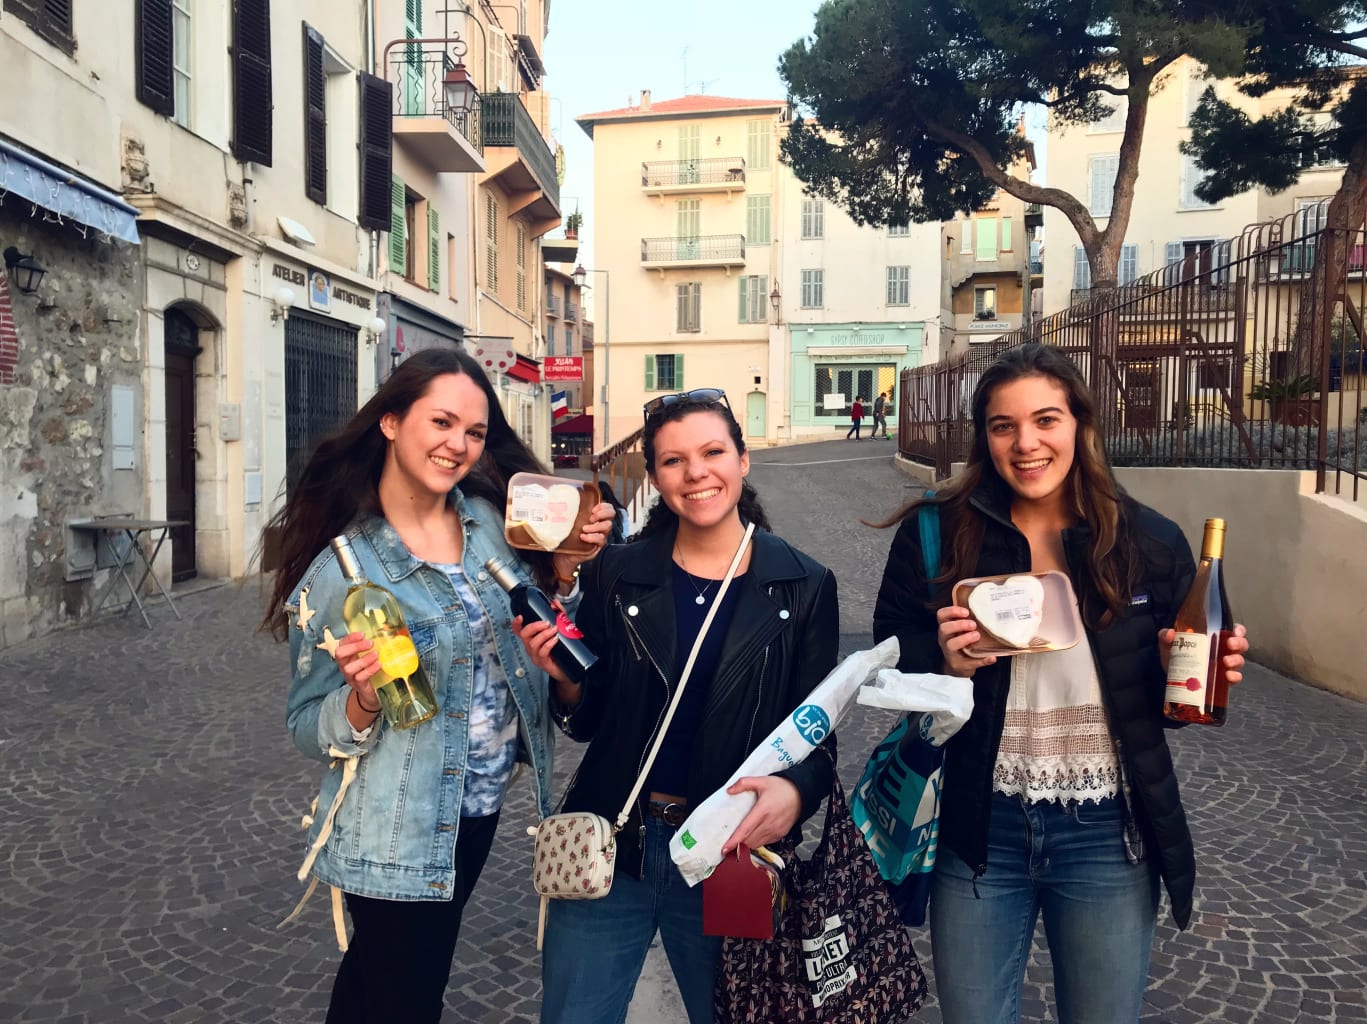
[646,563,744,798]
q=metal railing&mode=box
[641,157,747,188]
[640,234,746,264]
[482,92,560,211]
[388,50,482,151]
[546,295,560,317]
[585,427,657,533]
[900,206,1367,499]
[565,302,579,322]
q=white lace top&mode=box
[992,625,1120,805]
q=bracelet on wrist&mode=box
[353,691,381,715]
[556,567,580,586]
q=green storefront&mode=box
[789,322,925,430]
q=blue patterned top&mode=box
[433,561,519,818]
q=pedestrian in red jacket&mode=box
[846,397,865,440]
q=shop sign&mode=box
[270,263,373,311]
[969,321,1010,331]
[543,356,584,382]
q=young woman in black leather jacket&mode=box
[516,390,839,1024]
[873,344,1248,1024]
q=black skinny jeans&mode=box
[324,811,501,1024]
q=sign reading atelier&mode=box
[542,356,584,382]
[270,264,373,310]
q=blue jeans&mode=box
[540,817,722,1024]
[930,792,1160,1024]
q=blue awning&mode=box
[0,138,140,244]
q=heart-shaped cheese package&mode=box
[504,473,600,559]
[966,574,1046,649]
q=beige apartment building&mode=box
[576,93,949,447]
[1043,55,1349,315]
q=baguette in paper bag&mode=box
[669,637,901,887]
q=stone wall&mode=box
[0,204,143,647]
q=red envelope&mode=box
[702,845,783,939]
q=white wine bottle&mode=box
[330,535,439,730]
[1163,518,1233,726]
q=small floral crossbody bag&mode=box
[528,522,755,948]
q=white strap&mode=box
[612,521,755,832]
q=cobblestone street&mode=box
[2,440,1364,1022]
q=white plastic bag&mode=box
[856,668,974,744]
[669,637,901,887]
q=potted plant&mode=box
[565,209,583,240]
[1250,373,1319,426]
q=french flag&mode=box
[551,390,570,420]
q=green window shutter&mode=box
[1001,217,1013,251]
[675,354,684,390]
[645,355,655,391]
[428,206,440,291]
[738,276,749,322]
[390,176,407,274]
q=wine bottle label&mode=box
[1165,633,1212,707]
[375,633,420,680]
[555,610,584,640]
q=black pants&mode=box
[324,811,501,1024]
[846,419,863,439]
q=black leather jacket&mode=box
[872,478,1199,927]
[554,524,840,880]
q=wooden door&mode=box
[164,308,200,581]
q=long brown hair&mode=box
[877,344,1136,628]
[259,347,554,638]
[635,398,772,539]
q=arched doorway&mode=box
[746,391,767,439]
[164,307,202,582]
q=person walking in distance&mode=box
[871,343,1249,1024]
[516,388,840,1024]
[846,396,865,440]
[873,391,890,440]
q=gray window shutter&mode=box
[357,72,394,232]
[231,0,274,165]
[303,24,327,205]
[135,0,175,117]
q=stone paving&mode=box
[0,438,1363,1023]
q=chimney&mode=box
[640,89,652,112]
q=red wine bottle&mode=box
[485,557,598,682]
[1163,518,1234,726]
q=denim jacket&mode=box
[284,492,557,901]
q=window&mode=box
[485,192,499,290]
[746,195,771,245]
[976,218,998,261]
[1088,95,1128,134]
[516,224,527,309]
[645,354,683,392]
[801,199,824,239]
[1089,154,1119,217]
[676,282,701,332]
[428,207,441,292]
[746,119,772,170]
[1073,247,1091,290]
[678,124,701,183]
[1001,217,1013,252]
[814,364,898,417]
[390,176,409,277]
[403,193,418,281]
[960,220,973,254]
[358,72,393,232]
[1299,114,1342,169]
[135,0,190,123]
[1180,153,1215,210]
[888,223,910,237]
[547,322,556,357]
[886,266,910,306]
[801,269,824,308]
[303,24,327,203]
[447,233,459,300]
[974,286,997,319]
[738,275,768,323]
[1182,63,1206,127]
[5,0,74,55]
[231,0,273,165]
[1119,243,1138,285]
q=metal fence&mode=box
[640,234,746,264]
[899,207,1367,499]
[641,157,747,188]
[389,51,482,151]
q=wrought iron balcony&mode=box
[546,294,561,317]
[641,158,747,195]
[565,302,579,321]
[483,92,560,217]
[386,47,483,173]
[640,234,746,269]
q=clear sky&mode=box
[541,0,825,269]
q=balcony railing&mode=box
[389,50,482,152]
[641,234,746,267]
[482,92,560,211]
[641,157,747,191]
[546,295,561,317]
[565,302,579,321]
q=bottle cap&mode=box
[330,535,364,582]
[1204,518,1227,532]
[484,556,522,593]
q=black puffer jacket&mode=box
[872,478,1199,927]
[555,524,840,880]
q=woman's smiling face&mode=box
[649,410,749,531]
[984,374,1078,508]
[379,372,488,498]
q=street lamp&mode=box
[442,60,478,114]
[769,285,782,320]
[3,247,47,294]
[573,264,611,448]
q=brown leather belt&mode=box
[644,800,688,827]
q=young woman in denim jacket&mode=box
[262,349,613,1024]
[872,345,1249,1024]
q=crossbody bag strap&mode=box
[612,520,756,833]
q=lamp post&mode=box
[572,264,610,448]
[3,247,47,294]
[769,285,782,322]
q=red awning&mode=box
[505,354,541,384]
[552,413,594,434]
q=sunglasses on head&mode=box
[642,388,731,423]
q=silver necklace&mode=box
[675,547,716,606]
